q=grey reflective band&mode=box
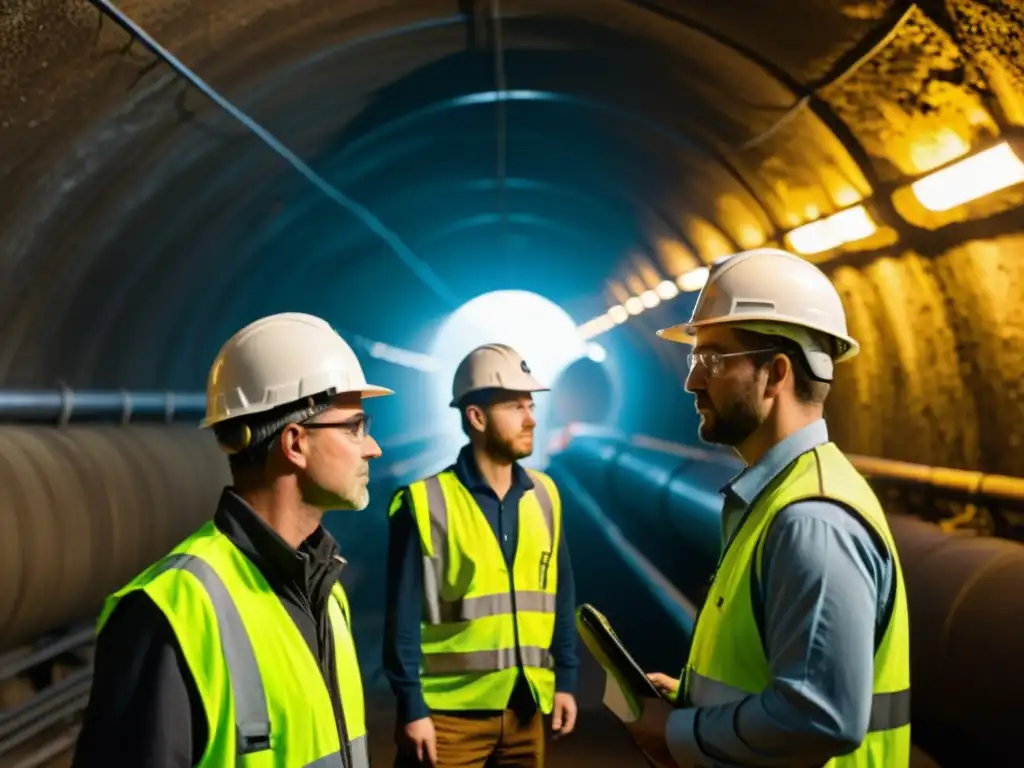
[306,752,343,768]
[302,735,368,768]
[420,473,558,626]
[159,554,271,755]
[422,645,555,674]
[434,590,557,622]
[868,688,912,732]
[349,734,370,768]
[525,470,555,542]
[158,554,369,765]
[687,669,911,732]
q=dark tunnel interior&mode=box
[4,0,1024,766]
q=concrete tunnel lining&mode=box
[3,0,923,388]
[4,2,1024,484]
[3,4,1024,762]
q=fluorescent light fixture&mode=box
[608,305,629,324]
[677,266,710,293]
[785,204,877,256]
[586,341,608,363]
[910,141,1024,212]
[640,289,661,309]
[655,279,679,300]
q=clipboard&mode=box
[576,603,662,713]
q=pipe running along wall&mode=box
[549,432,1024,765]
[0,426,230,652]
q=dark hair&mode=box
[733,328,831,405]
[213,395,333,475]
[458,388,499,437]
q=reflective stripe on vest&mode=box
[99,522,370,767]
[420,473,556,629]
[406,468,561,713]
[686,670,912,732]
[138,552,370,768]
[682,443,912,767]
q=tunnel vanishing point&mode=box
[5,0,1024,475]
[3,1,1024,767]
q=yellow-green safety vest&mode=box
[399,468,561,714]
[98,520,369,768]
[680,442,911,767]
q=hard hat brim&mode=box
[199,381,395,429]
[657,314,860,361]
[449,377,551,408]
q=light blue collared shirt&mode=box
[665,419,894,767]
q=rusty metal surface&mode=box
[0,426,229,651]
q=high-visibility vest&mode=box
[680,442,911,767]
[400,468,561,714]
[98,521,369,768]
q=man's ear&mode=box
[279,423,309,469]
[763,354,790,399]
[465,404,487,433]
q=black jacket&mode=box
[72,489,349,768]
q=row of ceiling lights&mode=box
[576,138,1024,342]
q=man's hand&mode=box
[551,692,578,739]
[398,716,437,765]
[647,672,680,699]
[623,696,676,767]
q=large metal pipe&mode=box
[0,389,206,425]
[552,433,1024,764]
[554,432,735,599]
[885,514,1024,765]
[0,426,229,651]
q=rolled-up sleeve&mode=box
[665,500,892,767]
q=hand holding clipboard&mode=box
[575,604,680,767]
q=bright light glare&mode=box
[430,290,589,468]
[677,266,710,293]
[640,290,661,309]
[911,141,1024,212]
[785,204,877,255]
[625,296,644,315]
[586,342,608,363]
[656,280,679,300]
[608,305,629,324]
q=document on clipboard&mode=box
[576,603,663,723]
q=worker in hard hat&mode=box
[72,312,391,768]
[383,343,579,768]
[624,249,911,768]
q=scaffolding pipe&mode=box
[632,432,1024,505]
[0,389,206,425]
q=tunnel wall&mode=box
[826,233,1024,478]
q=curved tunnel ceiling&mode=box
[3,0,1024,401]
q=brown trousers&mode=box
[396,710,545,768]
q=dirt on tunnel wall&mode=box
[827,232,1024,479]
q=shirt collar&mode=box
[454,443,535,495]
[720,419,830,507]
[214,487,342,596]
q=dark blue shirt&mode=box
[382,445,579,724]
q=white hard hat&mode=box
[656,248,859,381]
[201,312,393,428]
[450,344,548,407]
